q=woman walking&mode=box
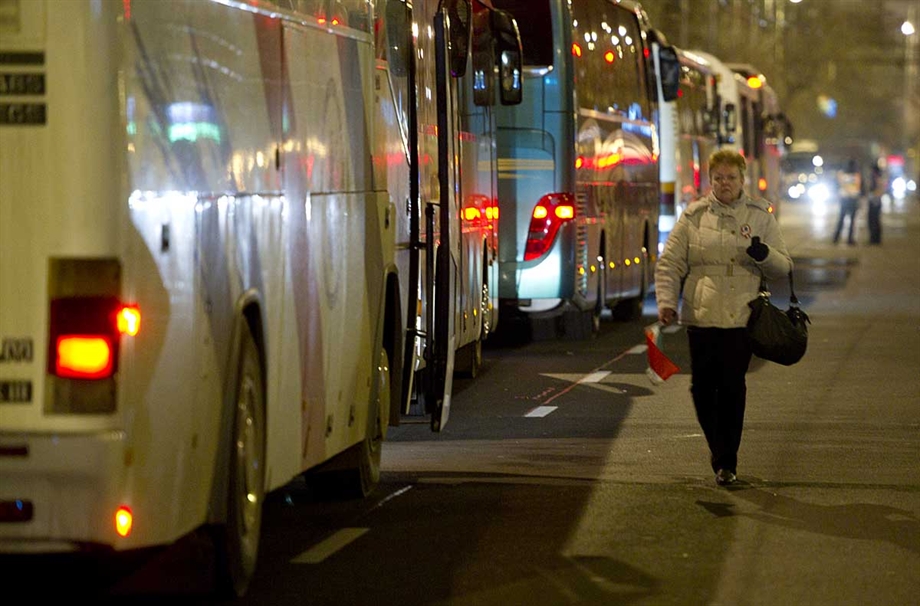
[655,150,793,486]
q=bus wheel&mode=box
[480,280,492,339]
[342,345,390,498]
[455,280,487,378]
[455,336,482,378]
[215,322,265,598]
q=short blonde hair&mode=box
[709,149,746,176]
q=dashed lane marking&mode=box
[525,405,558,418]
[291,528,369,564]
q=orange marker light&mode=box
[758,177,768,192]
[56,336,113,379]
[604,51,615,64]
[747,75,764,89]
[554,205,575,220]
[117,305,141,336]
[115,506,133,537]
[572,43,582,57]
[532,206,549,220]
[463,207,482,222]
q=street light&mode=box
[902,21,915,37]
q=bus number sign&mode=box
[0,380,32,403]
[0,73,45,95]
[0,102,46,125]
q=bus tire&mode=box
[325,345,390,499]
[214,321,265,598]
[455,337,482,378]
[455,278,488,378]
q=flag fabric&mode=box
[645,322,680,384]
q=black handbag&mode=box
[747,271,810,365]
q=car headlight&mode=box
[808,183,830,204]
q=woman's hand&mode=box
[659,307,677,326]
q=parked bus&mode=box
[488,0,679,336]
[0,0,519,596]
[724,63,793,210]
[377,0,522,410]
[655,48,721,251]
[691,52,792,212]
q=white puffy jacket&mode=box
[655,192,793,328]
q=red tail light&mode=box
[56,336,114,379]
[462,194,488,228]
[524,193,576,261]
[48,297,135,380]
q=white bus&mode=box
[691,52,792,212]
[656,48,721,250]
[379,0,523,406]
[488,0,679,336]
[0,0,519,596]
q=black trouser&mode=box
[867,198,882,244]
[687,326,753,474]
[833,197,859,244]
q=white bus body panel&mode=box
[0,0,386,552]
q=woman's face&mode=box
[711,163,744,204]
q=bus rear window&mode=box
[491,0,554,66]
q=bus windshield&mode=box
[491,0,553,66]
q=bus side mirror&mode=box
[443,0,472,78]
[657,45,680,102]
[704,108,719,135]
[491,9,523,105]
[471,11,494,106]
[724,103,737,133]
[385,0,410,78]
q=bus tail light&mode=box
[115,506,133,537]
[45,258,130,414]
[48,296,122,379]
[484,197,499,224]
[524,193,575,261]
[55,335,114,379]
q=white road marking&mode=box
[525,405,558,417]
[626,344,647,354]
[291,528,369,564]
[580,371,611,383]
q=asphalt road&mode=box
[11,195,920,604]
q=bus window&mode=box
[574,1,647,117]
[492,0,553,66]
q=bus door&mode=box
[383,0,471,431]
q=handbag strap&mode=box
[758,270,799,307]
[788,271,800,307]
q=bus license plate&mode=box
[0,380,32,403]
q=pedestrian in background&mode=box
[833,158,862,245]
[655,149,793,486]
[867,163,885,245]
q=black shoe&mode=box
[715,469,737,486]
